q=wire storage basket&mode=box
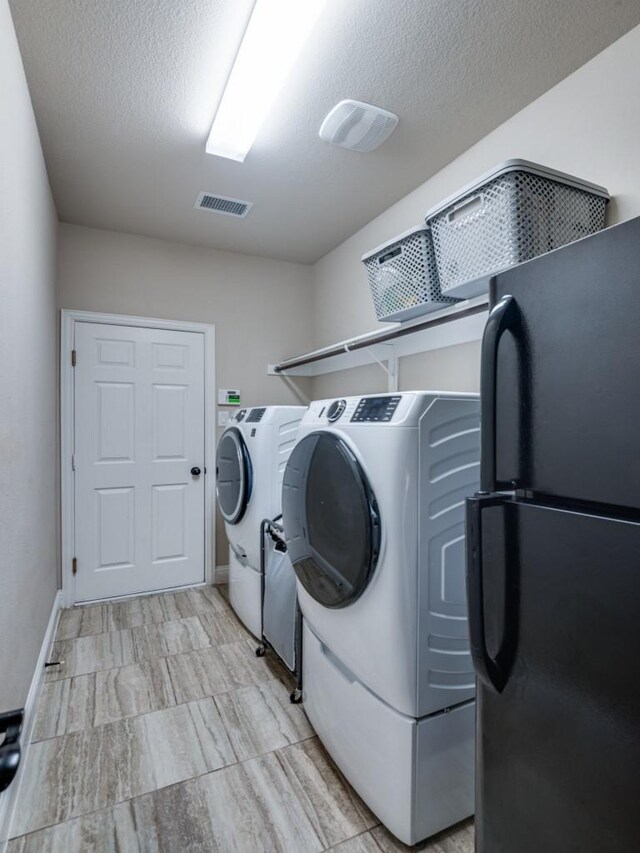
[362,226,460,323]
[426,160,610,298]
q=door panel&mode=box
[153,384,188,460]
[152,484,187,562]
[96,382,135,462]
[473,500,640,852]
[74,322,205,601]
[490,216,640,506]
[96,487,134,568]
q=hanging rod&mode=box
[272,295,489,374]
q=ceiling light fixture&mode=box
[206,0,326,162]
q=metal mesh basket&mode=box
[426,161,609,297]
[362,226,459,323]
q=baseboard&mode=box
[214,564,229,585]
[0,590,62,850]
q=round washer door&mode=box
[216,428,252,524]
[282,432,381,608]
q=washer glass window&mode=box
[282,432,380,607]
[216,428,252,524]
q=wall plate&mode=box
[218,388,241,406]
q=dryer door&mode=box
[216,428,252,524]
[282,432,380,608]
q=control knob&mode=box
[326,399,347,422]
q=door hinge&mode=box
[71,454,75,471]
[72,557,77,576]
[71,349,77,367]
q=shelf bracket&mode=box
[353,344,399,392]
[268,365,310,405]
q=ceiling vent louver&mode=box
[194,192,253,218]
[319,100,398,153]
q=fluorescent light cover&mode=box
[206,0,326,162]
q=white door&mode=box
[74,322,206,601]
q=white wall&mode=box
[311,23,640,399]
[57,223,314,564]
[0,0,58,713]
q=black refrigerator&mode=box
[466,215,640,852]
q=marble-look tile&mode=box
[7,798,150,853]
[123,777,215,852]
[10,754,323,853]
[45,630,136,681]
[11,700,235,837]
[369,819,475,852]
[93,658,176,726]
[197,751,324,852]
[134,699,235,792]
[215,681,313,761]
[11,720,136,836]
[101,586,227,632]
[131,616,210,661]
[20,584,447,853]
[329,832,380,852]
[32,676,96,741]
[165,646,230,704]
[104,591,196,631]
[277,737,377,849]
[56,605,106,641]
[198,609,249,646]
[217,640,282,689]
[20,757,322,852]
[34,660,177,739]
[187,584,229,615]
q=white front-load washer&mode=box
[281,392,480,845]
[216,405,306,637]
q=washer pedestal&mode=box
[303,620,475,846]
[228,548,262,639]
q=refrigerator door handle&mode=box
[480,293,519,492]
[466,494,517,693]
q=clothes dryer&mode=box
[282,392,480,845]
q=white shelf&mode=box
[269,295,489,378]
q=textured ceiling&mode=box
[9,0,640,263]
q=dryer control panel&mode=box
[351,395,402,423]
[246,407,266,423]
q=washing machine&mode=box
[216,405,306,637]
[281,392,480,845]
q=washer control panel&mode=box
[351,395,402,423]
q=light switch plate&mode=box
[217,410,230,427]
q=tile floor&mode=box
[8,585,474,852]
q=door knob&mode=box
[190,466,202,476]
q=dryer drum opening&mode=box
[282,432,380,608]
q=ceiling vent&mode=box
[319,100,398,153]
[194,192,253,218]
